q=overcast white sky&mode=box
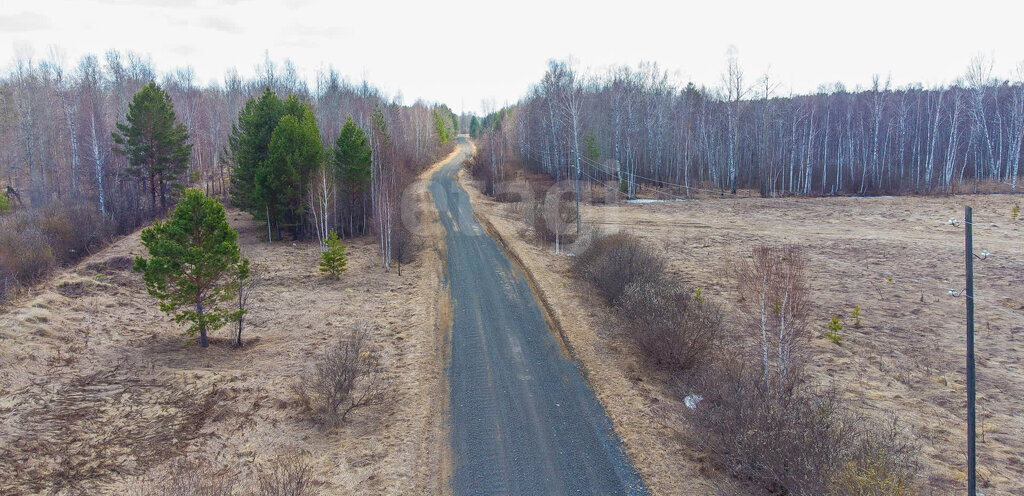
[2,0,1024,114]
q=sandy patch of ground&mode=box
[461,170,1024,495]
[1,173,449,494]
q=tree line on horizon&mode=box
[473,52,1024,198]
[0,51,456,227]
[0,50,457,301]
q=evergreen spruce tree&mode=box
[469,115,480,138]
[229,88,284,213]
[228,90,320,241]
[433,108,450,145]
[260,104,323,240]
[333,116,372,235]
[134,189,249,348]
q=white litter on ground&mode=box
[684,394,703,410]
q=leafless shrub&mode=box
[571,232,662,303]
[619,276,723,371]
[0,222,54,301]
[37,200,115,261]
[255,451,319,496]
[295,325,389,427]
[127,457,241,496]
[687,351,919,494]
[529,199,557,243]
[571,231,720,371]
[681,245,922,493]
[0,199,116,302]
[466,153,497,196]
[493,190,524,203]
[390,224,423,276]
[527,189,578,247]
[830,413,919,495]
[235,260,265,347]
[0,270,11,303]
[567,228,602,255]
[588,183,611,204]
[687,356,854,494]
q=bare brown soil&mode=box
[462,170,1024,495]
[0,152,455,494]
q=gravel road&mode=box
[429,138,647,495]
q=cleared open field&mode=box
[464,173,1024,495]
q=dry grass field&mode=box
[462,171,1024,495]
[0,160,452,495]
[2,139,1020,495]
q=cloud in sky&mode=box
[277,22,347,49]
[92,0,199,7]
[0,11,51,32]
[199,15,243,35]
[2,0,1024,114]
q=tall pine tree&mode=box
[433,108,451,145]
[112,81,191,214]
[469,115,480,138]
[333,116,372,236]
[228,89,319,241]
[260,104,323,240]
[229,88,284,213]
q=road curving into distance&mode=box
[429,137,647,495]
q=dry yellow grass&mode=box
[0,164,451,495]
[462,170,1024,495]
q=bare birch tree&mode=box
[563,73,584,234]
[738,246,810,396]
[474,56,1024,199]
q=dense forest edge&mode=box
[470,54,1024,201]
[0,51,457,303]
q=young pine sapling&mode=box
[319,230,348,279]
[825,316,844,344]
